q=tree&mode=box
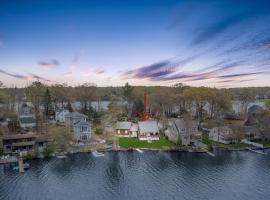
[43,88,52,117]
[237,89,254,114]
[265,100,270,110]
[105,95,125,125]
[75,82,97,115]
[122,82,134,114]
[26,81,46,134]
[256,111,270,140]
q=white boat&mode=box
[57,155,67,159]
[92,151,105,157]
[135,148,143,153]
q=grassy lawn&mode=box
[252,139,270,147]
[217,143,253,149]
[119,137,176,149]
[202,131,211,147]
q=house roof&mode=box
[116,121,132,130]
[211,126,232,134]
[138,121,159,133]
[248,105,264,115]
[19,116,35,124]
[74,119,90,127]
[173,118,198,128]
[65,111,88,119]
[3,132,36,140]
[130,123,139,132]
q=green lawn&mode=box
[217,143,253,149]
[202,131,211,147]
[119,137,176,149]
[252,139,270,147]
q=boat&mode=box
[135,148,143,153]
[92,151,105,157]
[12,163,30,171]
[57,155,67,159]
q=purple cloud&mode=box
[38,59,60,69]
[0,69,51,82]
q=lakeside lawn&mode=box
[119,137,176,150]
[217,143,253,149]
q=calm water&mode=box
[1,150,270,200]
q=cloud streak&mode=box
[38,59,60,69]
[0,69,51,82]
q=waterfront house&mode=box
[209,126,235,144]
[17,103,36,129]
[115,121,131,136]
[73,119,91,141]
[166,118,200,145]
[55,109,70,123]
[115,121,138,137]
[138,120,159,141]
[2,132,48,154]
[65,112,91,142]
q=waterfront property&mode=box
[17,103,36,129]
[138,120,159,141]
[209,126,235,144]
[2,132,47,154]
[65,112,91,142]
[115,121,138,137]
[166,118,200,145]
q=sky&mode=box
[0,0,270,88]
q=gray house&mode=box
[166,118,200,145]
[17,103,36,129]
[65,112,91,141]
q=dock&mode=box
[246,148,267,155]
[135,148,143,153]
[206,151,215,157]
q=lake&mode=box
[1,150,270,200]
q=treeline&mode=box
[0,81,270,121]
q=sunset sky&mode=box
[0,0,270,88]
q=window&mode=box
[81,126,88,132]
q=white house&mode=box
[138,120,159,141]
[65,112,91,142]
[55,109,70,123]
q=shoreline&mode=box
[1,146,269,164]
